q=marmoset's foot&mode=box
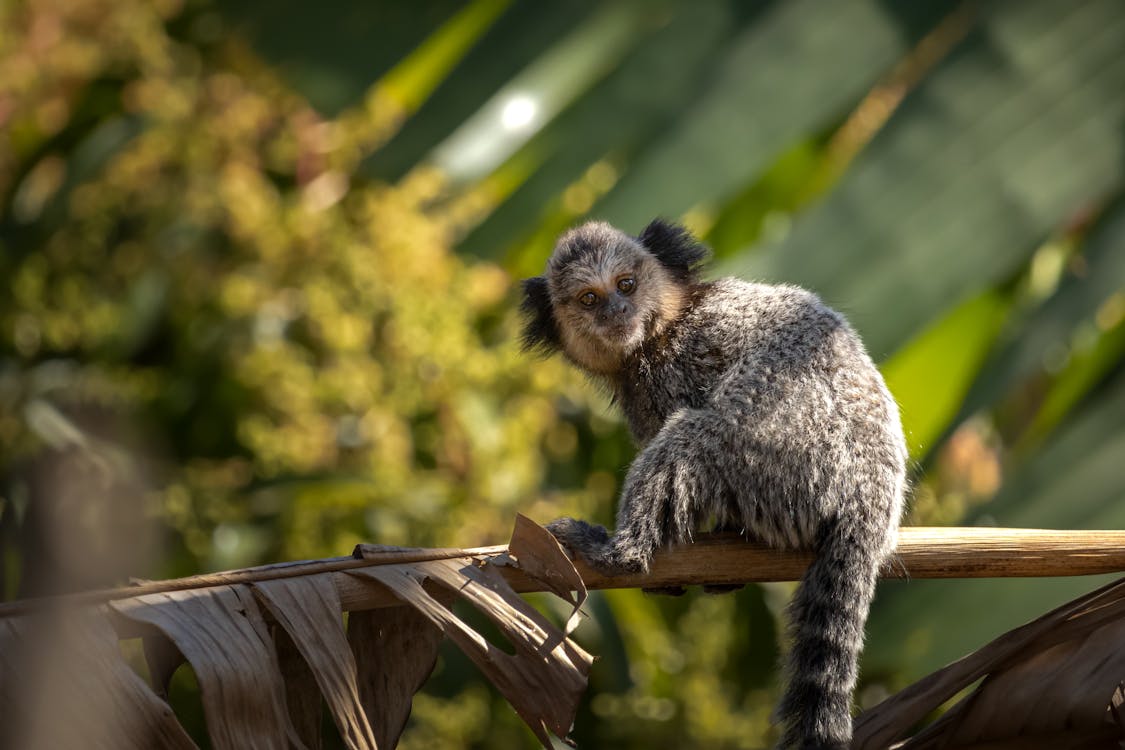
[642,585,687,596]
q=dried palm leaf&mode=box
[348,599,448,749]
[854,575,1125,749]
[1,610,198,749]
[0,515,592,749]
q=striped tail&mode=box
[776,514,886,750]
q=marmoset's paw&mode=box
[592,545,650,577]
[545,517,610,552]
[546,519,651,577]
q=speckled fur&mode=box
[521,220,907,750]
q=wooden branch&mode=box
[344,527,1125,609]
[5,527,1125,623]
[554,526,1125,592]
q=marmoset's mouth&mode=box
[597,319,643,347]
[599,317,635,333]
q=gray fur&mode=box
[522,220,906,750]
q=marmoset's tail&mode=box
[776,513,888,750]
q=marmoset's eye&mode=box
[617,277,636,295]
[579,291,598,307]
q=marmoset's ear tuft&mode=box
[637,219,710,282]
[520,276,562,353]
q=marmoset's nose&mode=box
[599,298,629,322]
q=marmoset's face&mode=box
[553,252,645,349]
[546,223,677,369]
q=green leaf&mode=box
[736,0,1125,357]
[361,0,600,182]
[866,363,1125,679]
[881,290,1009,461]
[957,199,1125,428]
[1021,322,1125,449]
[976,364,1125,531]
[595,0,959,230]
[377,0,514,116]
[457,0,763,259]
[215,0,470,115]
[427,1,650,184]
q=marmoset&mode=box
[521,220,906,750]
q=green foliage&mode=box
[3,0,1125,748]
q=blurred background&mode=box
[2,0,1124,747]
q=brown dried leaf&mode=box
[910,618,1125,748]
[856,575,1125,749]
[1,611,197,750]
[506,513,588,635]
[274,622,323,750]
[142,632,185,700]
[430,558,593,737]
[112,586,296,750]
[254,574,377,750]
[1,516,595,749]
[351,555,593,747]
[348,597,448,750]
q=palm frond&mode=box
[0,516,592,750]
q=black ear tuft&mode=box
[519,276,562,353]
[636,219,710,281]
